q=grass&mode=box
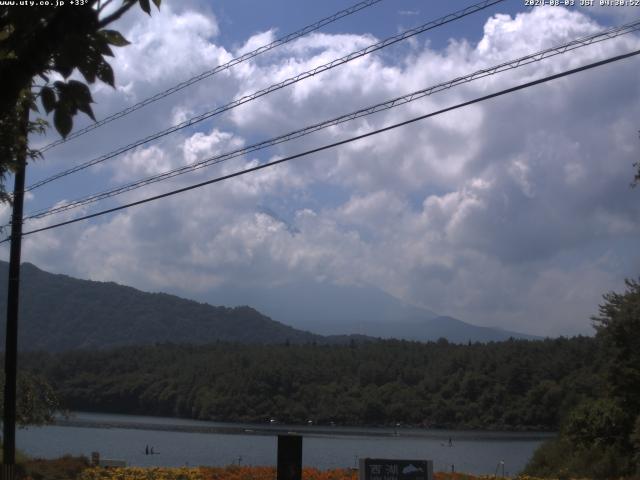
[17,454,90,480]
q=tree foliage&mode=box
[0,0,160,426]
[0,0,160,200]
[0,92,45,202]
[526,279,640,478]
[635,131,640,187]
[0,369,59,427]
[20,336,601,431]
[592,278,640,409]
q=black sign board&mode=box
[277,435,302,480]
[359,459,433,480]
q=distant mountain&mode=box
[0,262,326,351]
[387,315,541,343]
[195,280,438,335]
[193,280,540,342]
[0,261,538,351]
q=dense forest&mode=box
[10,279,640,477]
[20,336,602,431]
[523,279,640,477]
[7,274,639,477]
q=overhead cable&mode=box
[4,47,638,243]
[38,0,386,153]
[22,19,640,222]
[26,0,505,192]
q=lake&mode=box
[16,412,552,475]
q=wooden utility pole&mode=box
[2,99,28,480]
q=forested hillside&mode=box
[21,336,601,430]
[0,262,325,350]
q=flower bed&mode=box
[78,466,517,480]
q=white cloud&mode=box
[109,6,225,96]
[8,5,640,338]
[235,30,276,57]
[115,145,174,180]
[182,129,245,165]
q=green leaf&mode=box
[77,49,102,83]
[93,36,115,57]
[53,108,73,138]
[27,95,40,113]
[67,80,93,106]
[78,63,96,83]
[152,0,161,7]
[78,103,96,122]
[0,27,12,42]
[41,86,56,114]
[99,29,130,47]
[96,60,114,87]
[54,34,86,79]
[54,59,74,79]
[139,0,151,14]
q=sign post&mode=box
[277,435,302,480]
[359,459,433,480]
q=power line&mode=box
[4,47,638,244]
[26,0,505,192]
[21,19,640,222]
[38,0,386,153]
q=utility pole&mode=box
[2,98,29,480]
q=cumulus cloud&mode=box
[108,6,224,95]
[8,5,640,337]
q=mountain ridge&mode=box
[195,280,540,342]
[0,261,538,351]
[0,261,327,351]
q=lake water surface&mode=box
[16,412,552,475]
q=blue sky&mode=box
[211,1,517,48]
[2,0,640,337]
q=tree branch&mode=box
[97,1,136,28]
[97,0,116,14]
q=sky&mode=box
[1,0,639,337]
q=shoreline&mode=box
[52,412,555,441]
